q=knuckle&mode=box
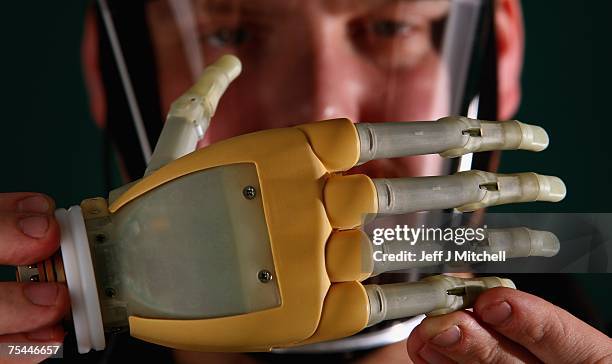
[451,320,505,364]
[466,339,505,364]
[521,320,549,346]
[593,351,612,364]
[457,319,518,364]
[516,309,565,347]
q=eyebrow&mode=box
[199,0,407,17]
[327,0,446,15]
[322,0,397,14]
[197,0,439,20]
[197,0,286,18]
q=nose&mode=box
[306,17,366,122]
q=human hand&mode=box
[407,287,612,363]
[0,193,69,362]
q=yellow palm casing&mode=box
[108,118,378,352]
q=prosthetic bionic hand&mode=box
[17,55,566,353]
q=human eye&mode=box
[349,1,449,70]
[369,19,415,39]
[350,16,426,69]
[205,25,251,48]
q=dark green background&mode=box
[0,0,610,330]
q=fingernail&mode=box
[27,327,57,341]
[419,345,450,364]
[24,284,58,306]
[19,215,49,238]
[481,301,512,325]
[430,325,461,347]
[17,195,50,213]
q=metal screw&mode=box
[105,287,117,298]
[95,234,107,244]
[30,274,40,282]
[27,264,37,269]
[258,270,273,283]
[243,186,257,200]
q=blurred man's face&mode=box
[147,0,452,177]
